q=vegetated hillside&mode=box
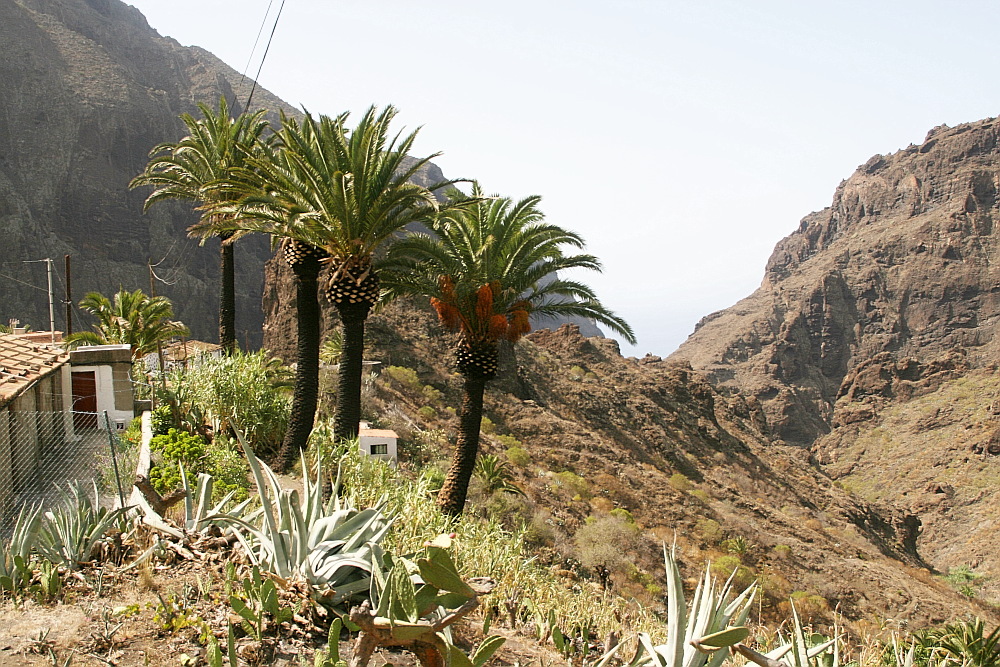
[346,297,998,630]
[671,117,1000,602]
[0,0,289,345]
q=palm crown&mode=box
[65,289,189,360]
[220,105,447,287]
[130,96,271,352]
[387,183,636,354]
[130,96,270,234]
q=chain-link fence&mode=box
[0,408,131,529]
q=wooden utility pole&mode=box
[64,254,72,335]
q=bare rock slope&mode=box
[672,117,1000,596]
[0,0,289,344]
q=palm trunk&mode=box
[219,236,236,354]
[333,301,370,441]
[276,258,321,471]
[437,372,488,516]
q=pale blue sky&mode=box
[127,0,1000,356]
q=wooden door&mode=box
[71,371,98,429]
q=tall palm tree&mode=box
[385,184,636,515]
[64,289,189,360]
[220,106,452,470]
[129,96,270,353]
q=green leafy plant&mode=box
[36,482,128,569]
[384,365,420,389]
[622,545,757,667]
[912,618,1000,667]
[475,454,524,496]
[0,504,43,595]
[229,566,295,640]
[349,533,505,667]
[170,350,292,456]
[504,444,530,467]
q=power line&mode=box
[0,271,49,293]
[244,0,286,111]
[237,0,276,109]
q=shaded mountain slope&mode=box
[0,0,291,345]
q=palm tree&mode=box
[129,96,270,353]
[221,106,452,470]
[385,184,635,515]
[64,289,189,360]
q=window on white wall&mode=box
[370,443,388,455]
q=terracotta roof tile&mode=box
[0,334,69,408]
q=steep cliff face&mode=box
[672,117,1000,591]
[673,118,1000,446]
[0,0,289,345]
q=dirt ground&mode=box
[0,555,567,667]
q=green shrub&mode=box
[610,507,636,525]
[417,405,437,421]
[149,429,248,501]
[151,428,206,468]
[553,471,590,499]
[505,444,531,467]
[668,472,691,492]
[689,488,710,502]
[772,544,792,560]
[480,416,496,435]
[165,351,290,456]
[384,365,420,388]
[421,384,443,403]
[497,434,522,449]
[695,518,723,544]
[204,439,250,501]
[575,515,639,578]
[150,405,173,436]
[710,555,754,588]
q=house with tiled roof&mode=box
[0,332,136,517]
[0,333,73,516]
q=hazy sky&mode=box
[126,0,1000,356]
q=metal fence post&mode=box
[103,411,127,509]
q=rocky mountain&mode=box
[672,117,1000,597]
[0,0,291,345]
[349,299,997,628]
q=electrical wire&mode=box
[244,0,286,111]
[237,0,276,109]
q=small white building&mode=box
[68,344,134,430]
[358,421,398,464]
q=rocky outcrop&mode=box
[673,118,1000,446]
[0,0,290,345]
[672,117,1000,598]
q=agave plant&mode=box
[622,545,757,667]
[913,618,1000,667]
[0,504,43,593]
[733,603,839,667]
[227,430,393,607]
[36,482,129,569]
[177,465,254,533]
[350,533,505,667]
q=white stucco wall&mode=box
[72,364,132,428]
[358,429,398,464]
